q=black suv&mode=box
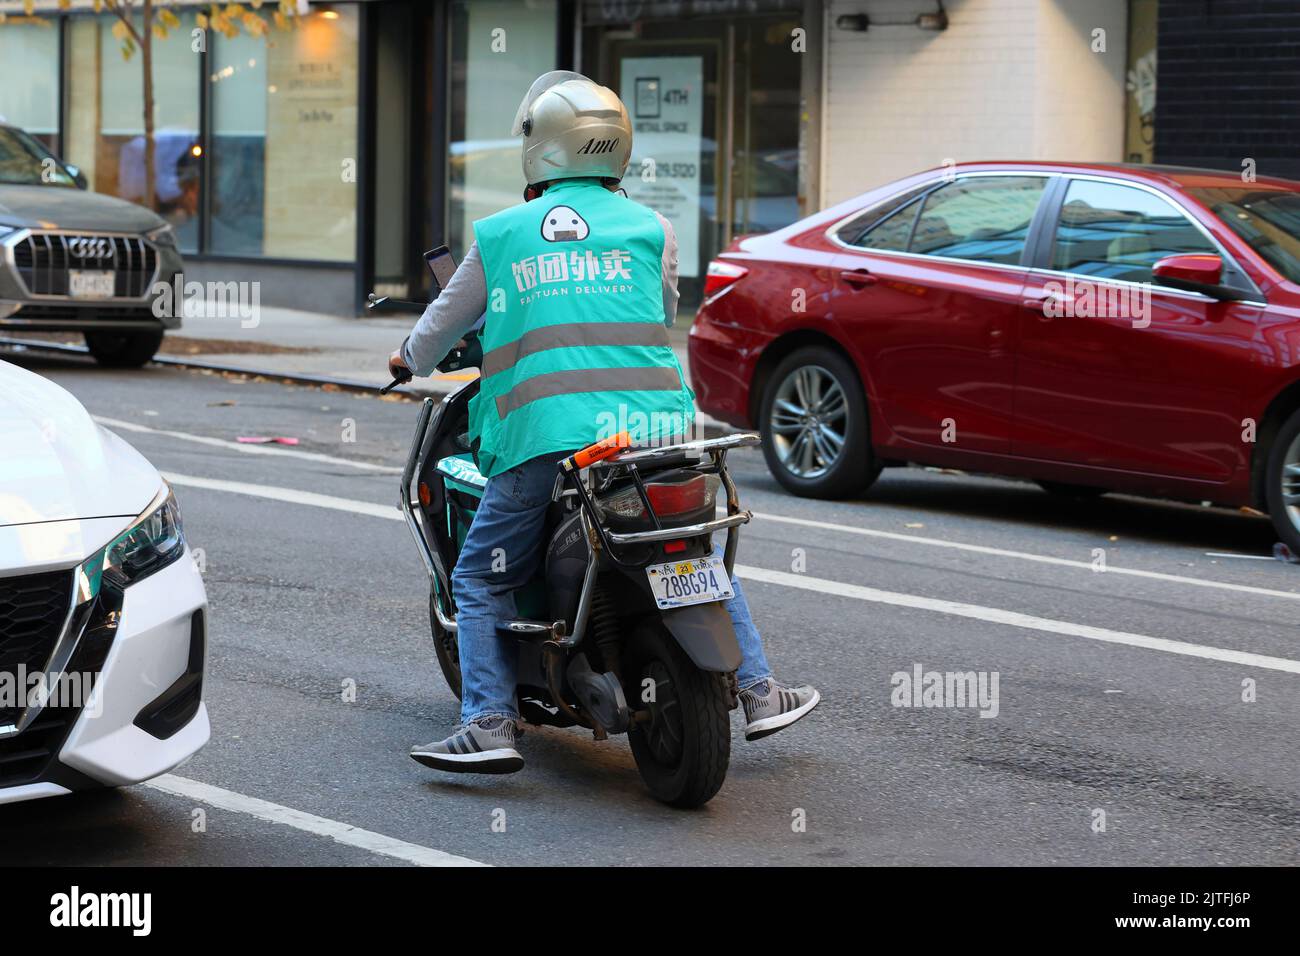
[0,123,184,366]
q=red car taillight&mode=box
[703,260,748,298]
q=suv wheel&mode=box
[758,345,880,498]
[84,330,164,368]
[1264,407,1300,554]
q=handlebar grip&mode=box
[380,369,413,394]
[565,431,633,471]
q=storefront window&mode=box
[210,6,359,261]
[0,20,61,154]
[65,13,201,251]
[448,0,558,259]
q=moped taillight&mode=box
[646,473,714,516]
[596,473,720,521]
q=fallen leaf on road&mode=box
[207,400,237,407]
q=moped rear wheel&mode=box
[623,623,730,809]
[429,586,462,699]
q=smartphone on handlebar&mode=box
[424,245,457,292]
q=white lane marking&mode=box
[100,412,1295,600]
[97,416,401,474]
[162,471,401,521]
[736,564,1300,675]
[171,473,1300,676]
[743,509,1300,602]
[145,774,487,867]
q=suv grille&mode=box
[0,570,72,730]
[11,233,158,298]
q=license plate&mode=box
[645,555,735,610]
[69,270,115,299]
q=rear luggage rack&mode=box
[563,432,761,571]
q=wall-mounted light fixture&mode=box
[917,9,948,31]
[836,5,947,33]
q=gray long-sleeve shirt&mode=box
[402,210,680,376]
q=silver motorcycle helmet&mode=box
[511,70,632,187]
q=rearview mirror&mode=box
[1152,253,1250,301]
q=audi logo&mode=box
[67,237,113,259]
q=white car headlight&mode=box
[78,487,186,599]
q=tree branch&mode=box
[101,0,144,47]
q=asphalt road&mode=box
[3,353,1298,866]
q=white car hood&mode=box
[0,359,162,527]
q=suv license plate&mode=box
[645,555,735,610]
[69,270,115,299]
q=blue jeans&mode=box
[451,451,774,724]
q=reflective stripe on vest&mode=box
[494,365,682,419]
[481,320,671,379]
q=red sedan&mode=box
[689,162,1300,551]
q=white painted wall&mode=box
[821,0,1128,205]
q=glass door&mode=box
[586,14,802,310]
[595,32,720,308]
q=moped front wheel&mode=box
[623,622,730,809]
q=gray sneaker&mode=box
[740,679,821,741]
[409,717,523,774]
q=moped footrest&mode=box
[496,619,567,641]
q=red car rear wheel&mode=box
[758,346,881,498]
[1265,407,1300,554]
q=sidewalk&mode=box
[172,300,726,426]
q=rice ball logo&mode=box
[541,205,589,242]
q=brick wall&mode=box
[823,0,1128,205]
[1155,0,1300,182]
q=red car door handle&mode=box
[1022,292,1066,319]
[840,268,877,288]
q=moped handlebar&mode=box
[380,367,413,394]
[366,292,428,315]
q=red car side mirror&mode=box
[1153,253,1223,287]
[1150,253,1252,301]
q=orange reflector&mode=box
[418,482,432,507]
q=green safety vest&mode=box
[470,178,695,479]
